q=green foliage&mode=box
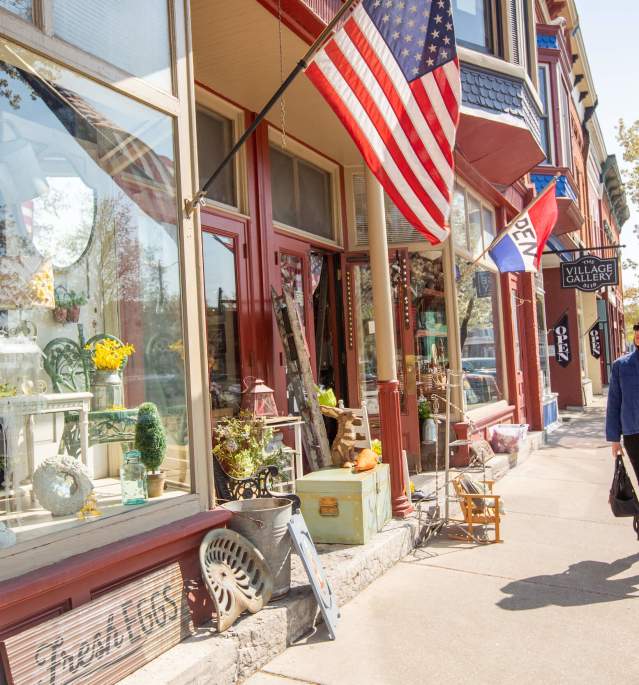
[418,398,432,420]
[212,411,276,479]
[134,402,167,473]
[624,286,639,345]
[618,119,639,207]
[67,290,87,306]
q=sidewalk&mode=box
[248,398,639,684]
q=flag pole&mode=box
[184,0,360,218]
[466,173,561,269]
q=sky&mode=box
[577,1,639,287]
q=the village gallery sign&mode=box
[0,563,194,685]
[560,255,619,292]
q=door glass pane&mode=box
[203,233,241,419]
[511,291,522,372]
[353,265,378,414]
[196,109,236,207]
[53,0,172,92]
[456,259,505,407]
[280,253,305,327]
[0,0,31,20]
[410,252,448,400]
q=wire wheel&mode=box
[199,529,273,632]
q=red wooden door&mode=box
[200,209,252,424]
[271,233,317,414]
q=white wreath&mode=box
[33,456,94,516]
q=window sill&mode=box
[0,494,205,582]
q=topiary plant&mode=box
[135,402,167,473]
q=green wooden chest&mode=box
[295,464,392,545]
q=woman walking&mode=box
[607,323,639,478]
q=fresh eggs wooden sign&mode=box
[0,563,193,685]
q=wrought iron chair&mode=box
[42,325,138,457]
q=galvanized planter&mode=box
[222,497,293,598]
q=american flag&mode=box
[306,0,460,244]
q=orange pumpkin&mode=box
[354,448,378,472]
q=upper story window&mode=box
[0,0,31,20]
[270,144,334,241]
[559,84,572,169]
[196,108,237,209]
[538,64,554,165]
[451,183,496,259]
[452,0,494,53]
[53,0,173,92]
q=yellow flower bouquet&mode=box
[88,338,135,372]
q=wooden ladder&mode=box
[271,287,331,471]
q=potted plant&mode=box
[53,287,69,323]
[135,402,167,497]
[66,290,87,323]
[212,411,286,480]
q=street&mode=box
[248,402,639,685]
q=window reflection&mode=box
[456,259,504,407]
[452,0,492,53]
[203,233,241,419]
[0,38,188,544]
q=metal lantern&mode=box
[241,378,278,418]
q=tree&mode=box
[135,402,167,473]
[618,120,639,343]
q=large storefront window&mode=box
[453,184,505,409]
[0,39,189,547]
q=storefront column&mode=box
[365,169,412,518]
[520,273,544,431]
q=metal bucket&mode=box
[222,497,292,598]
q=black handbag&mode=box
[609,454,639,539]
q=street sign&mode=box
[560,255,619,292]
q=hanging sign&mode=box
[588,323,601,359]
[552,313,572,367]
[560,255,619,292]
[0,563,194,685]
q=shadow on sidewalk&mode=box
[497,553,639,610]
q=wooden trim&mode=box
[0,9,181,116]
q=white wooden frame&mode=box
[267,126,343,248]
[0,0,214,580]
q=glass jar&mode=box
[120,450,147,505]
